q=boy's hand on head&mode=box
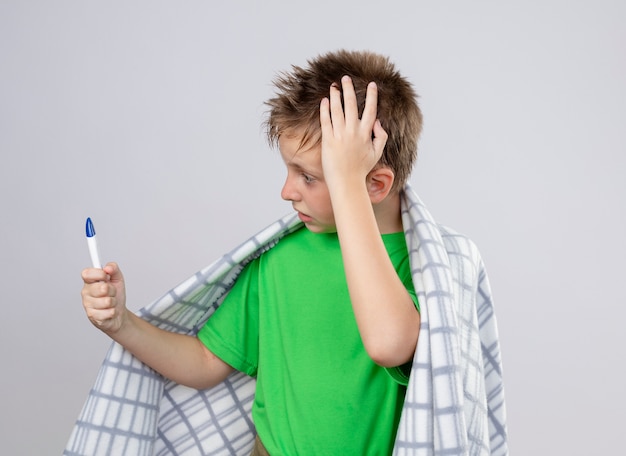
[81,262,128,335]
[319,75,388,188]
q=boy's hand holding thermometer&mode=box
[81,218,234,388]
[82,217,127,333]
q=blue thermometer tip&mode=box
[86,217,96,238]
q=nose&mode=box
[281,174,300,202]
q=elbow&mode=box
[360,306,421,367]
[363,333,418,368]
[366,347,412,368]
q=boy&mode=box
[77,50,507,455]
[83,50,420,454]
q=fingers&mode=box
[81,277,116,310]
[324,76,379,130]
[361,81,379,129]
[81,280,117,323]
[81,267,109,284]
[82,279,121,328]
[320,97,332,134]
[341,75,358,124]
[81,262,125,332]
[320,76,383,175]
[329,81,345,130]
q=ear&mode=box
[366,166,395,204]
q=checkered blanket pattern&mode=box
[65,184,507,455]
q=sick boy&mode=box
[81,50,423,455]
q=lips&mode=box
[295,209,312,223]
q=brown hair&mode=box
[265,49,423,192]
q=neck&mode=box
[373,191,403,234]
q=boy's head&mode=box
[265,49,423,192]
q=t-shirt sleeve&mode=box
[197,259,261,377]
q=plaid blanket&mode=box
[65,184,507,455]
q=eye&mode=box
[302,173,315,184]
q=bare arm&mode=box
[319,76,420,367]
[81,263,234,389]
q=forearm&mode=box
[319,75,419,366]
[330,181,419,367]
[106,310,233,389]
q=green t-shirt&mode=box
[198,227,418,455]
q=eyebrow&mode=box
[280,149,318,173]
[287,160,319,178]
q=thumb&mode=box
[103,262,124,283]
[372,119,388,153]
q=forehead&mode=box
[278,131,322,169]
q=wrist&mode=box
[104,307,132,338]
[326,173,367,196]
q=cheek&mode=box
[312,192,333,216]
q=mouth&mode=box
[295,209,312,223]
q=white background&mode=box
[1,1,624,454]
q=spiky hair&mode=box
[264,49,423,191]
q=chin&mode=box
[304,223,337,234]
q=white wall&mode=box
[1,1,624,454]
